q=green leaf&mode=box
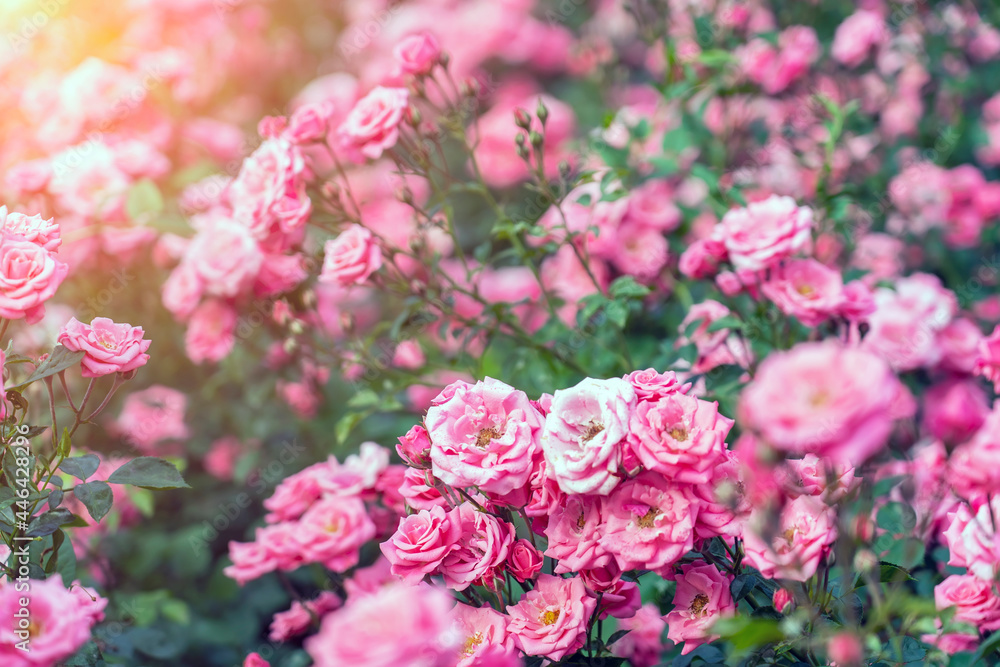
[877,501,917,534]
[125,178,164,221]
[335,412,366,445]
[74,481,113,522]
[605,300,629,328]
[712,616,784,653]
[59,455,101,481]
[25,508,75,537]
[970,628,1000,664]
[9,346,85,390]
[605,629,630,647]
[885,537,925,570]
[879,562,915,584]
[609,276,651,299]
[706,315,743,333]
[730,573,758,602]
[107,457,189,490]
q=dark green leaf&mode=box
[59,455,101,481]
[9,346,85,390]
[25,508,75,537]
[730,573,758,602]
[606,629,630,647]
[876,501,917,534]
[706,315,743,333]
[107,457,189,490]
[74,481,113,522]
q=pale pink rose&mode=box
[337,87,410,161]
[923,379,990,444]
[320,225,383,287]
[440,503,516,590]
[343,557,396,599]
[507,539,543,582]
[224,537,280,585]
[938,317,984,373]
[448,604,515,667]
[298,496,377,571]
[712,195,813,271]
[305,583,459,667]
[278,380,322,418]
[611,222,669,283]
[975,324,1000,392]
[269,591,342,642]
[262,458,339,523]
[624,368,687,401]
[761,259,845,327]
[0,233,69,323]
[948,405,1000,504]
[739,340,909,464]
[776,455,859,504]
[506,574,596,661]
[627,393,733,485]
[544,494,612,573]
[255,252,308,298]
[839,280,876,322]
[186,220,263,297]
[427,377,544,496]
[244,653,270,667]
[827,633,864,667]
[740,27,819,94]
[400,468,448,511]
[0,207,60,251]
[691,450,750,541]
[625,180,681,232]
[203,435,248,481]
[941,501,1000,580]
[665,563,735,655]
[541,377,636,495]
[392,340,425,370]
[380,505,462,581]
[921,630,979,655]
[611,603,666,667]
[935,574,1000,631]
[113,385,189,452]
[58,317,151,377]
[5,160,52,196]
[162,263,204,320]
[678,238,727,279]
[0,575,106,666]
[742,495,837,582]
[286,102,333,144]
[851,233,904,284]
[393,32,442,76]
[397,423,433,468]
[832,11,885,68]
[184,299,238,364]
[540,245,609,325]
[229,138,312,241]
[600,471,697,572]
[678,300,752,373]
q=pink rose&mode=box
[541,377,636,495]
[337,87,409,161]
[600,471,697,572]
[244,653,271,667]
[320,224,383,287]
[298,496,377,572]
[623,368,687,401]
[739,340,909,464]
[665,563,735,655]
[935,574,1000,631]
[678,300,752,373]
[448,604,515,667]
[229,138,312,241]
[427,377,544,496]
[923,379,990,444]
[507,538,544,582]
[113,385,189,452]
[761,259,845,327]
[611,603,666,667]
[610,222,670,283]
[976,324,1000,392]
[286,102,332,144]
[397,423,433,468]
[942,500,1000,580]
[743,495,837,582]
[269,592,342,642]
[627,393,733,485]
[0,206,60,251]
[678,238,727,279]
[544,494,611,573]
[400,468,448,511]
[305,583,459,667]
[0,232,69,323]
[185,220,263,297]
[393,32,442,76]
[58,317,151,377]
[690,450,749,541]
[184,299,238,364]
[948,405,1000,504]
[827,633,864,667]
[162,263,204,320]
[506,574,596,661]
[776,454,858,504]
[380,505,462,581]
[439,503,515,590]
[712,195,813,271]
[773,588,794,613]
[831,10,885,68]
[0,575,106,666]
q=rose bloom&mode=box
[439,503,516,591]
[761,259,845,327]
[269,591,342,642]
[935,574,1000,631]
[976,324,1000,392]
[58,317,151,377]
[0,207,60,251]
[947,405,1000,504]
[541,377,637,495]
[665,563,735,655]
[400,467,448,511]
[776,454,859,504]
[448,603,515,667]
[337,86,410,161]
[397,423,433,468]
[583,567,641,620]
[380,504,462,581]
[427,377,544,496]
[184,299,238,364]
[831,10,885,68]
[305,583,459,667]
[244,653,270,667]
[298,495,377,572]
[742,495,837,581]
[113,385,189,452]
[600,471,697,572]
[677,300,752,373]
[0,575,106,666]
[739,340,909,464]
[544,494,612,573]
[611,603,666,667]
[691,450,750,541]
[506,574,596,661]
[624,368,687,401]
[507,538,544,582]
[678,237,728,279]
[922,379,990,444]
[229,138,312,241]
[0,232,69,323]
[185,219,263,297]
[320,224,383,287]
[627,393,733,485]
[943,496,1000,581]
[393,32,441,76]
[711,195,813,271]
[827,632,864,667]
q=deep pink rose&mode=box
[243,653,270,667]
[742,495,837,581]
[678,237,727,279]
[439,503,515,591]
[380,505,462,581]
[58,317,151,377]
[541,377,636,495]
[935,574,1000,631]
[923,379,990,444]
[665,562,735,655]
[268,592,342,642]
[976,324,1000,392]
[397,423,433,468]
[298,495,377,572]
[827,633,864,667]
[320,224,383,287]
[427,377,544,496]
[0,232,69,323]
[337,87,409,161]
[600,471,697,572]
[712,195,813,271]
[611,603,666,667]
[507,538,544,582]
[506,574,596,661]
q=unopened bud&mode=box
[529,130,544,148]
[514,108,531,130]
[536,98,549,126]
[406,106,422,126]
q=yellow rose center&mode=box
[636,507,659,529]
[475,426,502,448]
[540,609,560,625]
[581,422,605,443]
[668,426,688,442]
